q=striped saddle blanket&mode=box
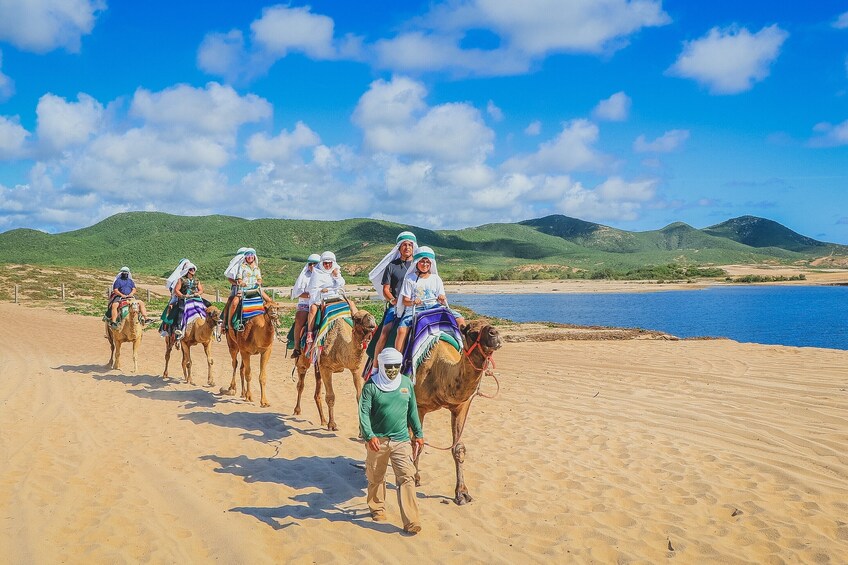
[182,298,207,327]
[401,306,463,381]
[241,288,265,322]
[310,300,354,362]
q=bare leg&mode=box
[110,301,119,323]
[394,326,409,353]
[372,324,390,370]
[293,310,307,355]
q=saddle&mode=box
[400,306,463,380]
[232,288,265,329]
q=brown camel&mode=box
[163,306,220,386]
[221,301,280,407]
[412,319,502,505]
[293,309,376,430]
[105,299,144,372]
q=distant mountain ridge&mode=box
[0,212,844,283]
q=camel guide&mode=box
[358,347,424,534]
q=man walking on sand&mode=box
[358,348,424,534]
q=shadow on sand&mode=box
[203,453,398,532]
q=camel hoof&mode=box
[327,422,338,431]
[454,492,473,506]
[261,401,270,408]
[415,477,421,488]
[208,380,215,388]
[294,407,302,416]
[220,387,235,396]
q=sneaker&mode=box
[371,511,387,522]
[404,523,422,534]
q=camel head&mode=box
[207,305,221,324]
[265,302,281,325]
[462,319,502,355]
[352,309,377,335]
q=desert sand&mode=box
[1,301,847,563]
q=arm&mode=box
[174,279,184,299]
[407,383,424,439]
[358,385,377,443]
[196,281,204,295]
[382,283,394,303]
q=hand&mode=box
[367,437,381,452]
[390,298,397,305]
[332,268,339,277]
[438,295,447,305]
[414,298,422,306]
[412,437,424,459]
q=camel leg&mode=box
[258,348,271,408]
[204,341,214,387]
[242,354,253,403]
[451,401,473,505]
[163,335,174,378]
[222,344,238,396]
[131,338,140,373]
[313,364,327,427]
[113,340,121,371]
[106,327,116,369]
[293,358,307,415]
[182,343,193,384]
[414,409,427,487]
[321,363,338,431]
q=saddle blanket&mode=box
[241,290,265,322]
[183,298,207,327]
[401,306,463,380]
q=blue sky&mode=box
[0,1,847,242]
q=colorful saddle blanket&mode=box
[308,300,354,362]
[241,288,265,322]
[183,298,207,327]
[401,306,463,381]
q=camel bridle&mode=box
[463,328,497,373]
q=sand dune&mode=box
[1,302,846,563]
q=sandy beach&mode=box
[1,301,847,563]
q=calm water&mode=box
[452,285,848,350]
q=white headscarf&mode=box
[166,259,196,292]
[368,231,418,296]
[224,247,259,280]
[307,251,345,304]
[396,246,439,318]
[113,266,132,284]
[371,348,403,392]
[291,253,321,299]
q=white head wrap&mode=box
[166,259,197,292]
[367,231,418,296]
[113,266,132,284]
[224,247,249,280]
[307,251,345,304]
[371,348,403,392]
[396,246,439,319]
[291,254,321,299]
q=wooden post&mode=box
[14,284,18,303]
[147,288,151,302]
[215,288,220,303]
[61,283,65,302]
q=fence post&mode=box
[215,288,220,303]
[14,284,18,303]
[61,283,65,302]
[147,288,151,302]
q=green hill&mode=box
[703,215,832,253]
[0,212,844,284]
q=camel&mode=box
[412,318,502,505]
[221,301,280,407]
[163,305,220,386]
[105,299,144,372]
[293,309,377,430]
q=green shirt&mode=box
[358,375,423,441]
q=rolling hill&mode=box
[0,212,844,284]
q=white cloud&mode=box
[129,82,272,137]
[834,11,848,29]
[809,120,848,147]
[558,176,657,221]
[198,5,362,83]
[524,120,542,136]
[0,0,104,53]
[374,0,668,76]
[667,25,788,94]
[0,115,29,159]
[503,119,608,173]
[36,92,103,151]
[0,51,13,102]
[353,76,494,163]
[251,5,335,59]
[487,100,504,121]
[633,129,690,152]
[246,122,321,163]
[592,91,631,121]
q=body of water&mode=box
[451,285,848,350]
